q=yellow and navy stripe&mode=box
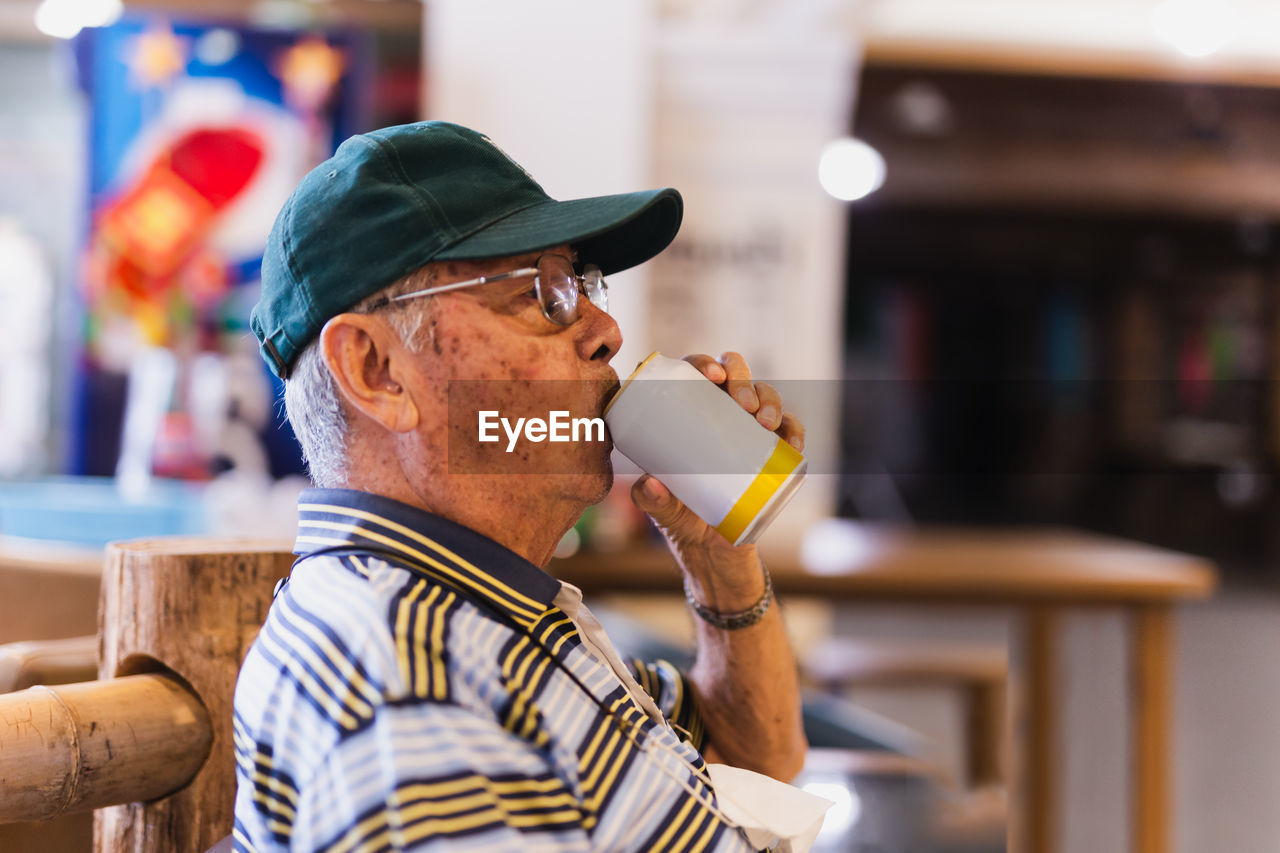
[253,585,385,731]
[320,770,585,853]
[574,686,652,828]
[640,783,731,852]
[233,488,751,853]
[631,657,707,752]
[294,493,559,631]
[233,713,301,844]
[388,576,459,703]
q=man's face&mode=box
[397,245,623,505]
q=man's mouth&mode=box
[599,376,621,416]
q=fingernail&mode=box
[643,477,663,500]
[788,436,803,450]
[736,388,756,407]
[759,405,778,426]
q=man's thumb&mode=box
[630,475,697,535]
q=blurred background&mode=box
[5,0,1280,851]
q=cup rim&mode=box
[602,350,662,419]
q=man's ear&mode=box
[319,313,419,433]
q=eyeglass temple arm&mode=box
[388,267,540,304]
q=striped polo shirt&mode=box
[232,488,758,852]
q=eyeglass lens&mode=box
[536,257,607,326]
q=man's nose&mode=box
[577,298,622,363]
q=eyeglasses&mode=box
[378,253,607,326]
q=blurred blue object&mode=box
[0,477,206,548]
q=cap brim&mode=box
[434,187,683,276]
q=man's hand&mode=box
[628,351,808,781]
[629,351,805,577]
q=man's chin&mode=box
[590,468,614,505]
[580,455,614,506]
[540,445,614,505]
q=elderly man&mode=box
[233,121,811,852]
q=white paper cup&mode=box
[604,352,807,545]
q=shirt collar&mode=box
[293,488,562,628]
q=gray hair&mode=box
[283,266,438,487]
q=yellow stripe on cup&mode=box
[715,438,805,544]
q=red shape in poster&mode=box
[91,126,264,301]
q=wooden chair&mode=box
[801,636,1009,788]
[0,539,291,852]
[801,637,1009,849]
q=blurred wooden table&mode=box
[0,537,102,644]
[553,522,1218,853]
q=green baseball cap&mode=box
[251,120,683,378]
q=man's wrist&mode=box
[684,562,772,630]
[679,548,769,614]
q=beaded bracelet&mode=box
[683,563,773,630]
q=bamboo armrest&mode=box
[0,635,98,693]
[0,674,212,823]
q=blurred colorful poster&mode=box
[72,16,364,477]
